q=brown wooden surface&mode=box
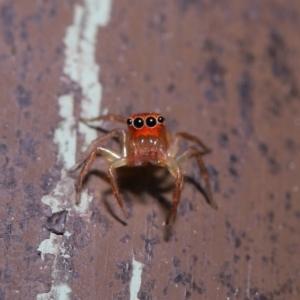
[0,0,300,299]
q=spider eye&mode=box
[145,116,156,128]
[133,117,144,129]
[127,118,132,126]
[157,116,165,124]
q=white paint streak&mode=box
[54,95,76,170]
[37,0,113,299]
[41,174,75,213]
[37,284,72,300]
[37,94,77,299]
[64,0,113,148]
[130,255,144,300]
[37,234,72,300]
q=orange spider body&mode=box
[71,112,217,225]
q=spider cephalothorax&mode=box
[126,113,169,166]
[70,112,217,225]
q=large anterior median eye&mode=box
[145,116,156,127]
[133,117,144,129]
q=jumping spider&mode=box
[70,113,217,225]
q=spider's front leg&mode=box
[80,114,127,128]
[70,129,127,172]
[70,129,127,204]
[175,146,218,210]
[73,146,121,205]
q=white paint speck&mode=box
[37,233,60,261]
[130,254,144,300]
[64,231,73,238]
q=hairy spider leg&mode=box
[175,146,218,209]
[81,114,127,125]
[168,132,211,158]
[70,129,127,172]
[74,146,121,204]
[165,157,184,225]
[70,129,127,205]
[107,158,129,218]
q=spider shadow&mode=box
[101,165,176,241]
[184,175,213,207]
[93,166,174,223]
[80,165,213,241]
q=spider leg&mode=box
[168,132,211,158]
[69,129,127,172]
[75,147,121,204]
[175,146,218,209]
[107,158,129,218]
[165,157,184,225]
[81,114,127,124]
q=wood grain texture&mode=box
[0,0,299,299]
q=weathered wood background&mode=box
[0,0,299,299]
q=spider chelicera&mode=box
[70,113,218,225]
